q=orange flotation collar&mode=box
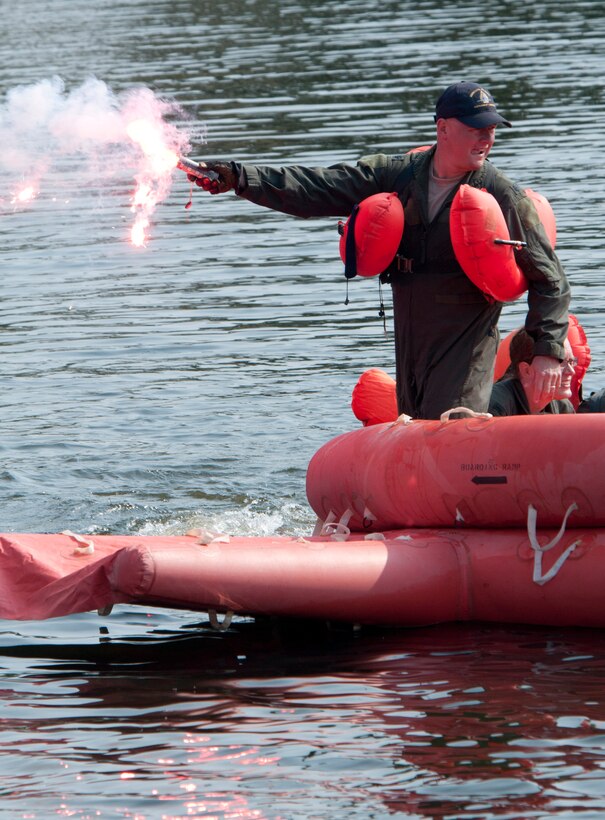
[338,147,557,303]
[450,184,558,302]
[450,185,528,302]
[339,192,404,278]
[351,368,398,425]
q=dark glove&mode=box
[187,160,238,194]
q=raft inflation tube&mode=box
[4,527,605,627]
[306,414,605,532]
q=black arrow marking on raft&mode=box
[471,476,508,485]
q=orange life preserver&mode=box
[450,185,528,302]
[338,146,433,279]
[339,151,556,296]
[567,314,591,407]
[450,185,558,302]
[494,314,591,409]
[339,192,404,278]
[351,368,398,426]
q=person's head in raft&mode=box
[510,330,576,410]
[433,82,512,179]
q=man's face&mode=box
[437,118,496,174]
[555,340,577,400]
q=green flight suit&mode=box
[237,145,570,419]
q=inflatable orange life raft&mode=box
[3,406,603,630]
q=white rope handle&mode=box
[440,406,493,422]
[320,508,353,541]
[208,610,234,631]
[527,503,581,585]
[61,530,95,555]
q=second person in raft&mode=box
[188,81,571,420]
[489,330,576,415]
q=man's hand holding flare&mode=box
[179,158,238,194]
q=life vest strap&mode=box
[344,204,360,279]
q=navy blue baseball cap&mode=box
[435,82,512,128]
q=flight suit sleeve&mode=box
[500,189,570,361]
[238,154,404,218]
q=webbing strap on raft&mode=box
[527,502,581,585]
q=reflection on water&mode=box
[2,615,605,818]
[2,0,605,817]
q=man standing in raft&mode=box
[187,82,570,420]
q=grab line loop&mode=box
[320,509,353,541]
[208,610,234,631]
[61,530,95,555]
[527,503,581,586]
[440,406,493,422]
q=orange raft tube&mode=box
[2,525,605,627]
[306,414,605,531]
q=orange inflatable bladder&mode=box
[450,184,528,302]
[339,192,404,278]
[567,314,591,407]
[351,368,398,425]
